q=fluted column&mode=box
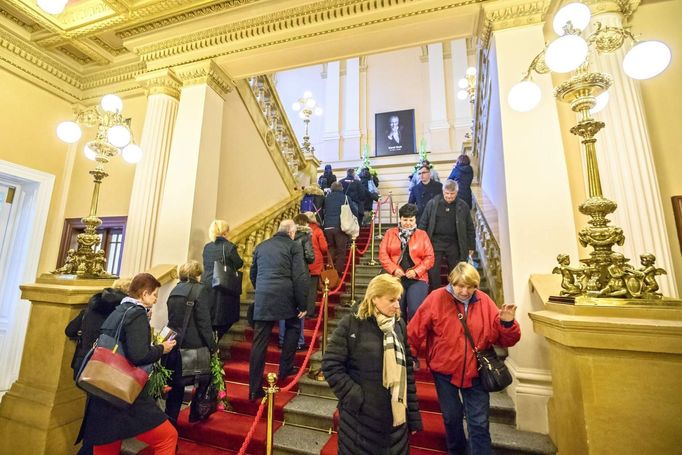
[120,69,181,276]
[321,61,341,162]
[427,42,451,152]
[342,57,361,160]
[586,3,678,296]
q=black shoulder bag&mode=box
[212,243,243,297]
[456,306,512,392]
[177,285,212,384]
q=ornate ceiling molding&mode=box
[136,68,182,99]
[175,60,234,99]
[582,0,641,20]
[478,0,551,48]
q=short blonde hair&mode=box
[178,260,203,281]
[448,262,480,288]
[209,219,230,242]
[112,277,132,294]
[355,274,403,320]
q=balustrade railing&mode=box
[472,194,504,306]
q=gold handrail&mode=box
[472,194,504,306]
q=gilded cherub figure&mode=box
[53,249,77,274]
[599,253,635,297]
[553,254,586,296]
[637,253,666,298]
[92,249,108,276]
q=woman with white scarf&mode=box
[322,274,422,454]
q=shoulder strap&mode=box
[221,243,226,265]
[111,304,138,352]
[177,284,202,347]
[455,304,479,355]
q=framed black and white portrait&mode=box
[375,109,416,156]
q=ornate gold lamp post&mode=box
[53,94,142,278]
[508,2,671,300]
[291,91,323,155]
[457,67,477,104]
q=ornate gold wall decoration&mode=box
[478,0,551,49]
[136,68,182,99]
[175,60,234,98]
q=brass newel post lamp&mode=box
[53,94,142,278]
[292,91,323,154]
[457,67,477,104]
[508,2,671,299]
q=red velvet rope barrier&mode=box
[236,395,267,455]
[328,249,353,296]
[355,220,374,256]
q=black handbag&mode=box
[189,380,218,422]
[212,243,243,297]
[177,287,212,383]
[456,306,513,392]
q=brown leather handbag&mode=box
[319,251,340,290]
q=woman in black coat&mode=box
[322,274,422,455]
[165,260,218,425]
[448,154,474,209]
[79,273,177,454]
[201,219,244,340]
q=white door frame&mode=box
[0,160,54,399]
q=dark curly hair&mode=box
[398,203,418,218]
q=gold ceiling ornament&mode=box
[477,0,551,49]
[508,2,672,299]
[52,94,143,278]
[175,60,234,98]
[136,68,182,99]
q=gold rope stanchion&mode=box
[378,195,385,240]
[368,210,378,266]
[265,372,279,455]
[309,279,330,381]
[350,238,357,306]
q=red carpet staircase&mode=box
[131,223,554,454]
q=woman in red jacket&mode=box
[407,262,520,455]
[304,211,329,318]
[379,203,434,321]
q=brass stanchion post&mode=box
[310,279,330,381]
[265,372,279,455]
[377,197,385,240]
[368,211,377,266]
[350,238,357,306]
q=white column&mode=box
[321,61,341,162]
[451,39,473,146]
[359,56,369,152]
[342,57,361,160]
[488,23,579,434]
[587,10,678,296]
[121,69,181,276]
[427,42,451,152]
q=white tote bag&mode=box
[340,196,360,239]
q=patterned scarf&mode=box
[376,313,407,427]
[398,226,416,251]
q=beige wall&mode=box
[631,0,682,293]
[0,69,73,273]
[218,89,289,228]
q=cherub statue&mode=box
[92,249,107,276]
[637,253,666,298]
[599,253,635,297]
[53,249,77,274]
[552,254,585,296]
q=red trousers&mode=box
[93,419,177,455]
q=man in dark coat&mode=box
[408,164,443,220]
[340,168,365,218]
[248,220,309,400]
[322,182,350,272]
[448,154,474,209]
[418,179,476,289]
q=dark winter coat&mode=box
[322,314,422,455]
[65,288,127,378]
[360,175,380,211]
[448,164,474,208]
[318,171,337,190]
[201,237,244,327]
[323,189,346,229]
[341,176,365,211]
[249,232,309,321]
[418,195,475,257]
[294,225,315,265]
[166,279,217,352]
[80,301,167,446]
[408,179,443,219]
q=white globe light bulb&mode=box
[314,106,323,116]
[292,101,302,111]
[83,144,97,161]
[101,94,123,113]
[107,125,131,148]
[122,144,143,163]
[298,111,307,119]
[623,41,672,80]
[553,3,591,35]
[37,0,68,15]
[590,91,610,115]
[305,98,316,109]
[507,80,542,112]
[457,90,468,100]
[303,90,313,99]
[56,121,82,143]
[465,67,477,77]
[458,78,469,89]
[545,35,588,73]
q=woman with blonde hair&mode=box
[408,262,520,455]
[322,274,422,454]
[201,219,244,340]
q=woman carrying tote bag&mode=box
[201,219,244,341]
[78,273,177,455]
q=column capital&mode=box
[477,0,551,48]
[136,68,182,99]
[175,60,234,99]
[582,0,640,19]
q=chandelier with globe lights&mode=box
[292,91,323,155]
[508,2,671,299]
[53,94,142,278]
[457,67,477,104]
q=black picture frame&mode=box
[375,109,416,157]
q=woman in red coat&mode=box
[304,211,329,317]
[407,262,520,455]
[379,203,434,321]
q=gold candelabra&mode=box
[509,3,671,299]
[291,91,323,155]
[52,94,142,278]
